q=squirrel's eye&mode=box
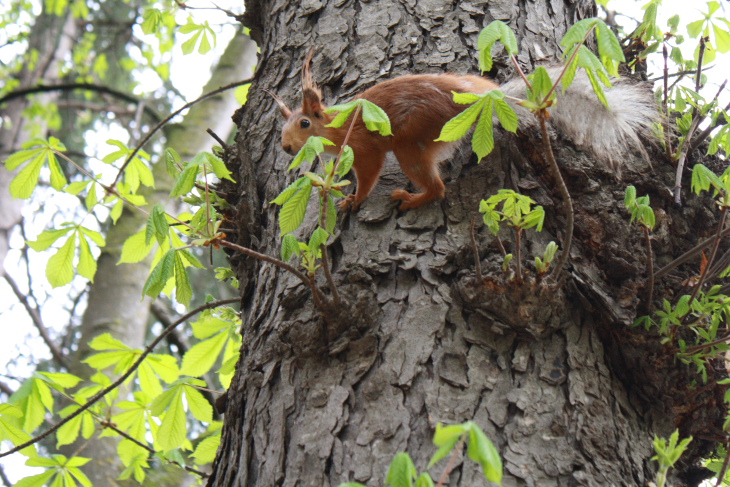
[300,119,311,129]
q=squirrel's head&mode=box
[267,50,333,156]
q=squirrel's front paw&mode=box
[338,194,362,211]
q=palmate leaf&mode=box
[180,330,228,377]
[466,424,502,483]
[436,98,483,142]
[151,388,187,451]
[46,233,76,288]
[5,137,68,199]
[472,100,494,162]
[143,249,176,298]
[385,452,417,487]
[192,433,221,464]
[279,178,313,235]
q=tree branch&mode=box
[111,77,254,187]
[0,298,238,459]
[2,272,68,368]
[0,83,161,122]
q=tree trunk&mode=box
[211,1,724,486]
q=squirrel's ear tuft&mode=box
[263,88,293,119]
[302,88,324,118]
[300,48,324,118]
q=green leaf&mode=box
[477,20,518,72]
[206,152,235,182]
[279,178,313,235]
[281,234,301,261]
[143,249,176,298]
[153,388,187,451]
[436,99,483,142]
[141,8,162,34]
[360,99,393,136]
[192,433,221,464]
[272,176,309,205]
[26,227,74,251]
[687,19,705,38]
[467,424,502,483]
[429,423,466,468]
[561,18,599,50]
[9,151,45,199]
[492,95,518,133]
[472,100,495,162]
[171,163,198,197]
[77,233,97,282]
[173,251,193,305]
[289,136,335,170]
[119,231,156,264]
[325,101,358,128]
[147,204,171,246]
[385,452,417,487]
[181,331,228,377]
[337,145,355,177]
[183,384,212,422]
[13,470,56,487]
[624,185,637,208]
[326,195,337,234]
[46,233,77,288]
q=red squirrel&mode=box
[269,52,657,211]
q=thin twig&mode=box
[655,227,730,280]
[662,43,674,164]
[713,441,730,487]
[674,37,706,205]
[435,436,466,487]
[206,128,228,149]
[98,420,209,478]
[685,206,727,311]
[540,116,574,280]
[218,240,328,306]
[318,192,341,306]
[470,218,483,284]
[111,77,253,187]
[687,96,730,155]
[0,83,161,122]
[643,225,655,312]
[2,272,68,367]
[0,298,238,459]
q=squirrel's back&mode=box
[355,74,498,145]
[355,69,658,170]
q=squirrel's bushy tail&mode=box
[500,67,659,171]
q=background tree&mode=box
[0,0,254,484]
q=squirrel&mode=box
[268,52,658,211]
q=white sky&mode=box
[1,0,729,483]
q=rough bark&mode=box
[210,1,725,486]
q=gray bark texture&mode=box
[210,1,726,486]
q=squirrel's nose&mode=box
[283,144,293,155]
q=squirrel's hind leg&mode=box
[392,141,446,210]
